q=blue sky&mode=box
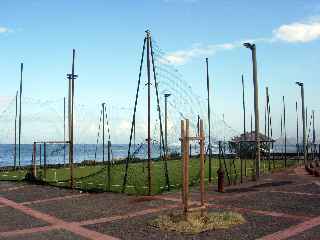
[1,0,320,143]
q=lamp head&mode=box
[243,42,255,50]
[164,93,171,98]
[295,81,303,87]
[145,29,151,37]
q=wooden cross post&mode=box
[181,119,206,218]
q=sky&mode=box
[1,0,320,144]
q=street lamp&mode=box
[206,58,213,182]
[164,93,171,157]
[295,81,306,165]
[244,42,260,180]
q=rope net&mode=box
[0,36,301,194]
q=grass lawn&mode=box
[0,157,298,195]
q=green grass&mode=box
[0,157,298,195]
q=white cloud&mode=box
[0,26,9,34]
[158,39,272,65]
[160,42,237,65]
[273,19,320,43]
[159,16,320,65]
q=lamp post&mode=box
[206,58,212,182]
[67,49,78,189]
[164,93,171,156]
[295,82,306,165]
[244,42,260,180]
[18,63,23,167]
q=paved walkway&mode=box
[0,166,319,239]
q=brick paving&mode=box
[0,165,320,240]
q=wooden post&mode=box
[68,84,72,181]
[281,115,283,160]
[283,96,287,167]
[67,49,77,189]
[296,101,299,159]
[312,110,315,160]
[306,107,308,141]
[68,60,72,187]
[39,143,42,168]
[251,45,260,180]
[303,96,307,165]
[218,141,222,168]
[206,58,212,182]
[146,30,152,196]
[270,114,275,169]
[184,119,189,216]
[71,62,75,188]
[102,103,105,164]
[44,142,47,179]
[217,141,225,192]
[63,97,66,165]
[264,105,267,137]
[18,63,23,167]
[199,119,205,213]
[181,120,185,207]
[197,115,200,137]
[32,142,36,178]
[241,75,246,179]
[240,142,243,183]
[164,93,171,157]
[14,91,18,168]
[244,43,260,180]
[107,140,111,191]
[266,87,271,171]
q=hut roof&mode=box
[231,131,275,143]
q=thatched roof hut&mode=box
[232,131,275,143]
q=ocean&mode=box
[0,143,178,167]
[0,143,301,168]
